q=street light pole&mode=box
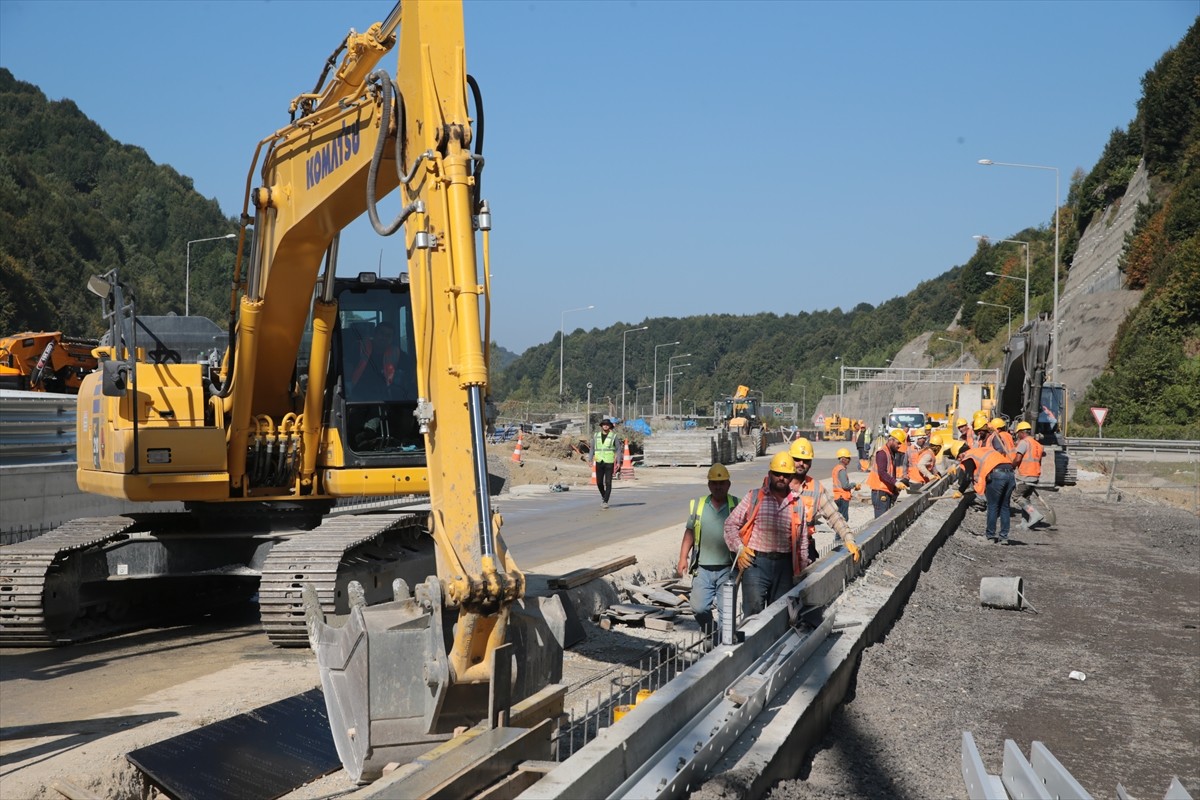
[668,365,689,416]
[653,340,680,417]
[935,336,965,364]
[185,234,236,317]
[975,235,1030,326]
[977,300,1013,341]
[559,305,594,399]
[621,325,648,421]
[790,383,806,424]
[978,159,1060,379]
[667,354,690,417]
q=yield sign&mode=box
[1091,407,1109,427]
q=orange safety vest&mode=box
[1017,437,1044,479]
[962,447,1012,495]
[738,481,807,577]
[907,447,934,484]
[990,430,1016,459]
[832,463,852,501]
[866,447,897,495]
[791,476,823,576]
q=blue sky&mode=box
[1,0,1194,353]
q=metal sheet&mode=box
[126,688,340,800]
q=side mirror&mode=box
[101,360,129,397]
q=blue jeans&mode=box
[690,565,731,632]
[835,498,850,521]
[739,553,793,617]
[985,469,1016,540]
[871,490,895,518]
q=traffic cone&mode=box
[589,461,597,485]
[619,440,636,480]
[511,431,523,464]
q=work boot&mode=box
[1022,506,1044,529]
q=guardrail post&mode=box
[1105,457,1119,503]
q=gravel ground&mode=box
[766,485,1200,800]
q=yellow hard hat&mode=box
[944,440,966,458]
[889,428,907,444]
[707,463,731,481]
[956,418,968,428]
[835,447,853,459]
[1015,421,1033,433]
[789,438,815,460]
[972,411,989,430]
[990,417,1007,430]
[929,432,945,448]
[769,451,796,474]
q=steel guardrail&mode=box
[1067,437,1200,456]
[0,390,76,466]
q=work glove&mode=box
[845,538,861,563]
[735,546,755,572]
[952,490,963,499]
[895,481,909,493]
[852,483,861,491]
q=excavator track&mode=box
[259,512,431,647]
[0,516,140,646]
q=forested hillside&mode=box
[0,69,238,335]
[1,19,1196,437]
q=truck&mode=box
[0,331,98,394]
[947,376,996,428]
[715,384,766,456]
[0,0,561,782]
[884,406,927,432]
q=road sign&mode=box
[773,406,783,416]
[815,414,826,427]
[1091,407,1108,427]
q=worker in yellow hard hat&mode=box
[833,447,858,522]
[866,428,908,518]
[677,463,740,635]
[908,430,939,486]
[956,417,973,448]
[1011,421,1048,529]
[786,438,861,565]
[989,417,1016,459]
[723,451,801,616]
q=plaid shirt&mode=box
[723,482,798,555]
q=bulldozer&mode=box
[715,384,766,456]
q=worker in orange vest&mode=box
[955,444,1017,544]
[1011,421,1047,528]
[789,439,861,563]
[832,447,858,522]
[989,417,1016,460]
[866,429,908,518]
[907,432,939,486]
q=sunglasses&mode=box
[769,471,791,478]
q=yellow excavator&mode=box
[0,0,561,781]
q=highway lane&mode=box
[497,456,839,568]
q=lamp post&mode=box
[667,355,690,417]
[621,325,648,421]
[977,300,1013,341]
[792,383,811,424]
[559,305,594,399]
[975,235,1030,326]
[833,356,843,421]
[185,234,236,317]
[669,367,689,417]
[978,159,1059,379]
[653,340,680,417]
[935,336,965,364]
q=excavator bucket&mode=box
[305,579,566,783]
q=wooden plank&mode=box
[621,582,687,607]
[643,615,675,632]
[547,555,637,589]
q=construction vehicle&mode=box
[996,314,1075,485]
[884,406,926,432]
[822,414,862,440]
[947,375,996,430]
[0,331,98,394]
[0,0,562,782]
[715,384,766,456]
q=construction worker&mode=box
[676,464,739,634]
[866,429,908,518]
[955,417,973,449]
[854,423,870,471]
[723,452,801,617]
[956,444,1017,544]
[789,439,861,563]
[907,431,939,485]
[591,417,620,509]
[971,411,991,449]
[989,417,1016,459]
[832,447,858,521]
[1012,421,1046,528]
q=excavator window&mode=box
[333,281,422,457]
